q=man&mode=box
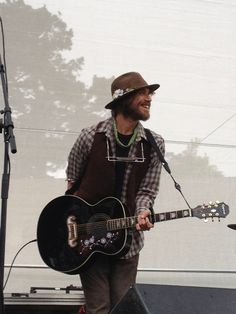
[66,72,165,313]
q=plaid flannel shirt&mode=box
[66,117,165,258]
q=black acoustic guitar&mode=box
[37,195,229,275]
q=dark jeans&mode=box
[80,254,139,314]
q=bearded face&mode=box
[112,88,154,122]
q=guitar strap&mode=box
[144,128,170,174]
[65,178,81,195]
[145,128,192,210]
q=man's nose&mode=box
[145,93,152,101]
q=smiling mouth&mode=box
[142,104,150,110]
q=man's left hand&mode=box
[136,210,154,231]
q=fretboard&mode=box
[107,209,191,231]
[154,209,191,222]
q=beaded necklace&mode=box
[113,121,138,148]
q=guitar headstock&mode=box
[192,201,229,221]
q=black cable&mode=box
[3,239,37,291]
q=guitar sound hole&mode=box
[88,213,110,239]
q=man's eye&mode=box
[138,90,148,96]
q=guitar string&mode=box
[76,217,138,235]
[74,209,187,235]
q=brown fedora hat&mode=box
[105,72,160,109]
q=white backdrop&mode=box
[0,0,235,293]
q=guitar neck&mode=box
[154,208,191,223]
[107,208,192,231]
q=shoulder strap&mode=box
[144,128,171,174]
[65,179,81,195]
[144,128,192,210]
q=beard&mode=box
[122,99,150,121]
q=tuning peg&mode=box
[208,202,214,208]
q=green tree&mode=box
[2,0,86,130]
[85,75,114,119]
[0,0,112,177]
[166,140,223,178]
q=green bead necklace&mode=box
[113,121,138,148]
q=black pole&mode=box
[0,53,17,314]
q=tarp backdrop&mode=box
[0,0,235,293]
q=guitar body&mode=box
[37,195,133,275]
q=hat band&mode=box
[112,88,135,100]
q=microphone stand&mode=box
[0,53,17,314]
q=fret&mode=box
[183,210,190,217]
[108,219,117,231]
[116,219,122,230]
[127,217,132,228]
[128,216,136,228]
[177,210,183,218]
[170,211,177,219]
[116,219,121,229]
[107,219,112,231]
[158,213,166,221]
[165,212,171,220]
[121,219,126,228]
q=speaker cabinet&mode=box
[110,284,149,314]
[111,284,236,314]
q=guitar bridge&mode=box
[67,215,78,248]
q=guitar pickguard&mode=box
[72,212,122,255]
[79,231,120,254]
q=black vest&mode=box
[74,132,151,215]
